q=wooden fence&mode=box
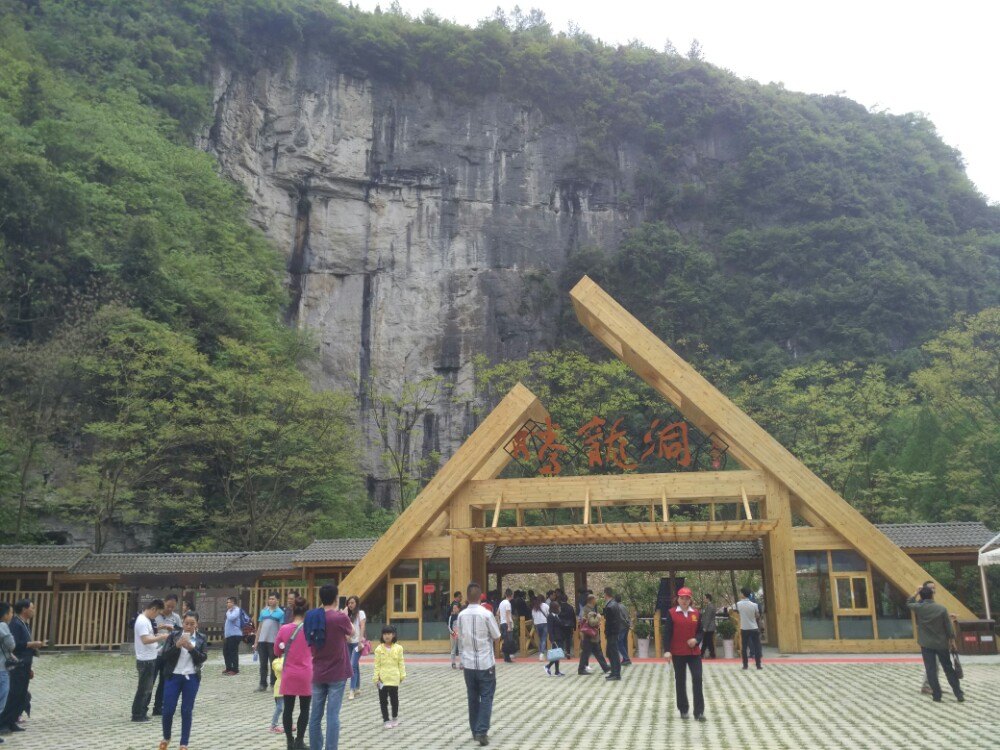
[0,589,131,650]
[247,585,319,619]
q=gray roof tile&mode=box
[293,539,377,564]
[0,545,90,571]
[489,540,763,566]
[70,552,245,575]
[225,550,298,572]
[876,522,994,549]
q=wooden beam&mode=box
[583,489,591,525]
[459,471,766,509]
[570,276,975,619]
[339,383,543,600]
[661,488,669,522]
[741,484,753,520]
[515,508,525,527]
[791,527,850,550]
[491,494,503,528]
[790,496,828,528]
[762,474,801,653]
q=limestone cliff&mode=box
[204,51,643,500]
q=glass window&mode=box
[795,551,834,639]
[872,571,914,640]
[421,558,450,640]
[390,559,420,578]
[362,583,387,643]
[837,615,874,639]
[831,550,867,572]
[834,576,870,611]
[391,582,418,616]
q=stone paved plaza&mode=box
[3,650,997,749]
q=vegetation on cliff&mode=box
[0,0,997,554]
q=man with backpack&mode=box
[305,584,353,750]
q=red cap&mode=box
[480,594,488,602]
[676,587,693,598]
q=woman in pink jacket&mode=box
[274,597,312,750]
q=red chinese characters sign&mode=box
[507,415,698,477]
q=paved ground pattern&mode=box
[2,651,996,749]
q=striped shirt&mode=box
[457,603,501,671]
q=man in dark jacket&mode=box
[602,588,623,681]
[0,599,44,734]
[907,585,963,703]
[557,593,575,657]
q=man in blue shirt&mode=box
[254,593,284,691]
[223,597,245,676]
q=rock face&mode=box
[204,51,639,502]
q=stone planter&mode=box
[722,639,735,659]
[637,638,651,659]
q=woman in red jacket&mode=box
[662,587,706,721]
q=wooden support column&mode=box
[763,474,801,653]
[451,496,473,601]
[654,610,662,658]
[470,508,487,590]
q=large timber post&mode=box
[763,474,802,653]
[451,497,473,600]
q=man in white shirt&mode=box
[496,589,514,663]
[735,588,763,670]
[132,599,169,722]
[457,583,501,747]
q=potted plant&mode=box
[716,618,736,659]
[633,620,652,658]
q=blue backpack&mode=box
[303,608,327,649]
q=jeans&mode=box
[223,635,242,673]
[534,622,547,654]
[921,647,962,700]
[161,673,200,746]
[463,667,496,737]
[349,644,361,690]
[309,679,347,750]
[618,629,631,662]
[0,669,9,720]
[132,659,158,719]
[283,695,310,743]
[741,629,762,668]
[271,697,284,727]
[378,684,399,721]
[672,655,704,717]
[258,641,275,687]
[605,631,622,677]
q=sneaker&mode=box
[392,719,402,727]
[585,666,594,673]
[130,716,149,723]
[158,741,170,750]
[544,666,551,676]
[152,710,162,716]
[384,721,394,729]
[695,715,707,722]
[756,665,763,670]
[256,685,268,692]
[478,735,490,746]
[348,690,355,700]
[920,685,933,695]
[539,653,546,661]
[555,672,566,677]
[269,726,283,734]
[956,694,965,703]
[680,713,689,719]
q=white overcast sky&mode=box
[352,0,999,204]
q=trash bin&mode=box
[955,620,997,655]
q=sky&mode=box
[352,0,999,204]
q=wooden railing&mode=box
[0,589,131,649]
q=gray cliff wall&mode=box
[204,52,639,502]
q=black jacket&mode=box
[603,599,624,636]
[161,631,208,677]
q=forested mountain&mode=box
[0,0,997,561]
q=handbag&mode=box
[546,647,566,661]
[951,650,964,680]
[239,608,256,645]
[579,622,597,638]
[360,639,372,657]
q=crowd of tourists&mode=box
[0,574,968,748]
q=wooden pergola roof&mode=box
[449,520,778,546]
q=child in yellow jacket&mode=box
[269,655,285,734]
[372,625,405,728]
